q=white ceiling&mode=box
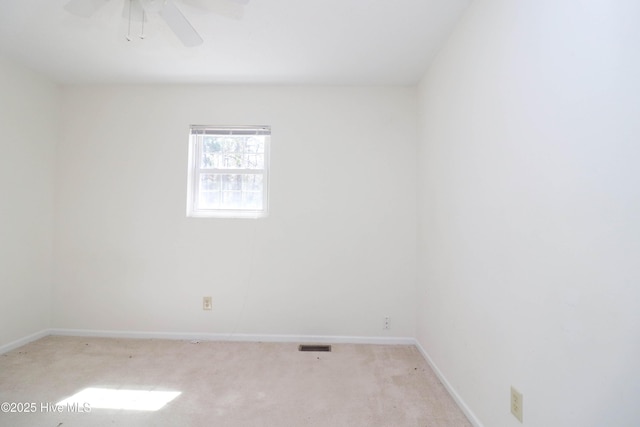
[0,0,470,85]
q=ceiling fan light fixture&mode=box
[64,0,242,47]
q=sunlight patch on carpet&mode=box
[57,387,181,411]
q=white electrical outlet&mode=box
[203,296,212,311]
[383,316,390,330]
[511,386,523,422]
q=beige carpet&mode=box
[0,336,471,427]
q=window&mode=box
[187,125,270,218]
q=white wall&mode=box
[0,56,58,347]
[417,1,640,426]
[53,85,417,338]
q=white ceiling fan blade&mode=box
[64,0,110,17]
[141,0,203,47]
[161,0,203,47]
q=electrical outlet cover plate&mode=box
[203,296,212,311]
[511,386,523,422]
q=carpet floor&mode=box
[0,336,471,427]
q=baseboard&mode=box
[49,328,416,346]
[413,340,484,427]
[0,329,50,354]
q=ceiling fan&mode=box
[64,0,249,47]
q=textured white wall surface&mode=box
[416,1,640,426]
[0,57,58,346]
[53,85,418,338]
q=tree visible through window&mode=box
[187,125,270,218]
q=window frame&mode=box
[186,125,270,219]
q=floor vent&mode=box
[298,344,332,352]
